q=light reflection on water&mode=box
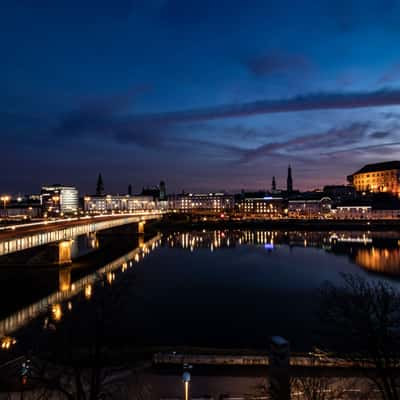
[0,235,161,341]
[2,229,400,351]
[164,230,400,276]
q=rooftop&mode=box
[353,161,400,175]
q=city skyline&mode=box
[2,1,400,193]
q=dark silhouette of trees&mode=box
[319,273,400,400]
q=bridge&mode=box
[0,211,163,262]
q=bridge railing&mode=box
[0,212,163,257]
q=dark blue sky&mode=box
[2,0,400,194]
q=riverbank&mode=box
[154,215,400,232]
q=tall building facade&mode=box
[348,161,400,196]
[41,185,79,216]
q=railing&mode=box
[153,352,373,368]
[0,212,163,257]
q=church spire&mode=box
[287,165,293,193]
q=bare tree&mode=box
[319,273,400,400]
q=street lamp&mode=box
[182,371,191,400]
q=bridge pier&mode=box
[55,239,73,265]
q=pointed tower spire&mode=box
[287,165,293,194]
[96,173,104,195]
[272,176,276,192]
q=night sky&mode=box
[2,0,400,195]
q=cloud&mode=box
[238,122,369,163]
[369,131,391,139]
[321,141,400,157]
[48,88,400,153]
[244,51,314,78]
[132,89,400,125]
[53,86,158,147]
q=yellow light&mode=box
[107,272,114,284]
[1,336,16,349]
[52,304,62,321]
[85,284,92,299]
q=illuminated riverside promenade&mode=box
[0,211,163,258]
[0,234,161,339]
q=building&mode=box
[168,193,234,212]
[333,205,372,219]
[159,181,167,201]
[288,197,332,219]
[0,195,41,219]
[236,196,286,218]
[41,185,79,216]
[323,185,356,205]
[347,161,400,196]
[84,194,156,214]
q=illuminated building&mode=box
[333,205,372,219]
[347,161,400,196]
[0,195,41,218]
[84,194,156,214]
[288,197,332,218]
[236,197,286,217]
[41,185,78,216]
[168,193,234,212]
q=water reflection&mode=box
[0,234,161,343]
[164,230,400,276]
[2,229,400,352]
[355,248,400,275]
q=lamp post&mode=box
[182,371,191,400]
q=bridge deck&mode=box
[0,212,162,257]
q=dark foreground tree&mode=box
[319,273,400,400]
